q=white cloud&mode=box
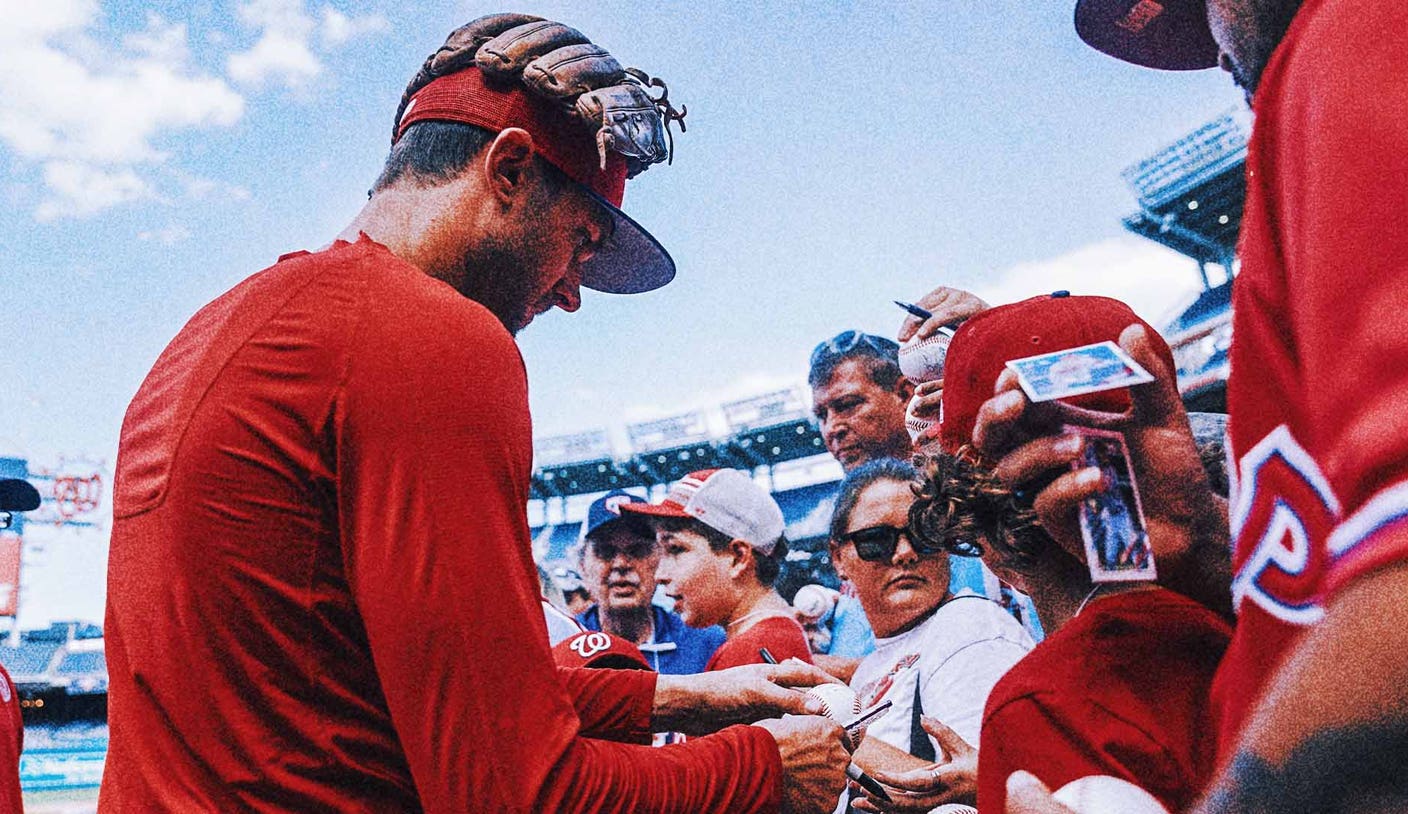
[319,6,389,46]
[227,29,322,89]
[35,161,151,221]
[227,1,388,90]
[966,236,1207,331]
[0,3,244,219]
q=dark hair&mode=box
[654,516,789,587]
[911,448,1052,567]
[372,120,497,193]
[808,332,905,390]
[829,458,920,543]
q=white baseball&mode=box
[1052,776,1170,814]
[905,392,935,444]
[898,330,952,384]
[803,684,860,723]
[792,584,838,622]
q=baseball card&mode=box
[1006,341,1154,403]
[1065,426,1156,583]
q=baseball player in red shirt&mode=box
[979,2,1408,811]
[102,14,848,813]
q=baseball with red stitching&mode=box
[898,328,953,384]
[803,683,861,723]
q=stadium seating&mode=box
[0,642,62,683]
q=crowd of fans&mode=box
[532,281,1230,813]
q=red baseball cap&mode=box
[618,469,786,554]
[1074,0,1220,71]
[552,630,652,670]
[938,292,1176,453]
[395,67,674,295]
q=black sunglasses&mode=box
[841,524,948,563]
[809,330,900,369]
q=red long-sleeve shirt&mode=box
[101,236,781,812]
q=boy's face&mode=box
[653,525,737,629]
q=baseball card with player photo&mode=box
[1006,340,1154,403]
[1065,425,1156,583]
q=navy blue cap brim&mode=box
[1074,0,1220,71]
[578,189,676,295]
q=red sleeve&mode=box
[0,668,19,814]
[707,617,813,671]
[558,667,656,744]
[1273,2,1408,595]
[338,289,781,813]
[976,696,1183,814]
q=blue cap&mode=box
[582,489,650,542]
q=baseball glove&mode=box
[393,13,686,178]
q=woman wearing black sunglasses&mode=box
[829,459,1034,810]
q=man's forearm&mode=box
[653,673,720,735]
[1197,561,1408,812]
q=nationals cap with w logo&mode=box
[618,469,785,554]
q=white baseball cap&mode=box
[619,468,786,554]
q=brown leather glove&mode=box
[392,13,684,177]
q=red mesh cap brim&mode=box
[938,294,1177,453]
[617,500,691,520]
[397,69,675,295]
[1074,0,1220,70]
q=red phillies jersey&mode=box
[1211,0,1408,759]
[706,616,813,671]
[102,237,781,812]
[976,590,1229,814]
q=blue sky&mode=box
[0,1,1243,624]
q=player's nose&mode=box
[553,280,581,313]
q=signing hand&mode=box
[897,286,990,343]
[851,715,978,812]
[753,714,851,814]
[652,660,841,734]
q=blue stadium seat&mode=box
[0,642,61,679]
[55,651,105,676]
[546,522,583,562]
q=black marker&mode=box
[758,648,778,665]
[847,764,893,803]
[894,300,933,321]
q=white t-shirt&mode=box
[850,596,1034,750]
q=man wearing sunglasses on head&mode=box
[809,332,915,474]
[829,459,1033,810]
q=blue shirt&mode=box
[576,605,725,675]
[824,594,877,658]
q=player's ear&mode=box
[727,539,754,578]
[482,127,537,206]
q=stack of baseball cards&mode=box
[1006,341,1157,583]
